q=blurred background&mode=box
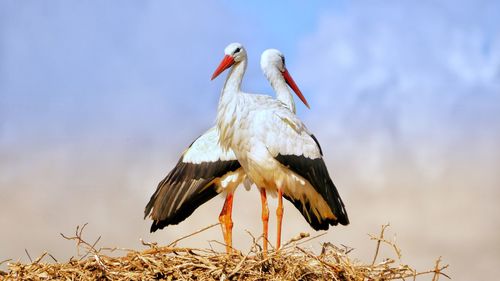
[1,0,499,279]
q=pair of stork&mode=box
[144,43,349,254]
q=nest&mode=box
[0,224,448,280]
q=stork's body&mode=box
[212,43,349,252]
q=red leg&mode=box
[219,192,234,253]
[276,188,284,250]
[259,188,269,255]
[225,192,234,253]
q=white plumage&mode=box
[211,43,349,252]
[181,127,237,164]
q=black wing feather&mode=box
[144,158,240,232]
[275,153,349,230]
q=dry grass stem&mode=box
[0,224,449,280]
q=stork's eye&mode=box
[281,56,285,65]
[234,47,241,54]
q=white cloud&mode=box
[294,0,500,185]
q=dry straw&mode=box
[0,223,448,280]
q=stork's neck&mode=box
[216,58,247,151]
[265,68,296,113]
[221,59,247,98]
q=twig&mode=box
[283,232,327,250]
[79,236,101,261]
[168,223,219,247]
[429,256,450,280]
[60,223,103,261]
[207,239,228,250]
[0,259,12,267]
[371,223,389,265]
[408,263,450,280]
[47,253,58,263]
[24,249,32,263]
[432,256,441,281]
[284,232,310,247]
[140,238,157,248]
[245,230,263,253]
[228,234,261,278]
[93,254,108,271]
[33,252,48,264]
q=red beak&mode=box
[282,68,310,109]
[211,55,235,80]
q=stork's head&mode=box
[261,49,286,72]
[261,49,310,109]
[211,42,246,80]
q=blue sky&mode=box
[222,0,341,53]
[1,0,499,176]
[1,1,332,145]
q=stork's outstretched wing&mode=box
[144,127,242,232]
[265,109,349,230]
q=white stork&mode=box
[144,48,305,253]
[211,43,349,252]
